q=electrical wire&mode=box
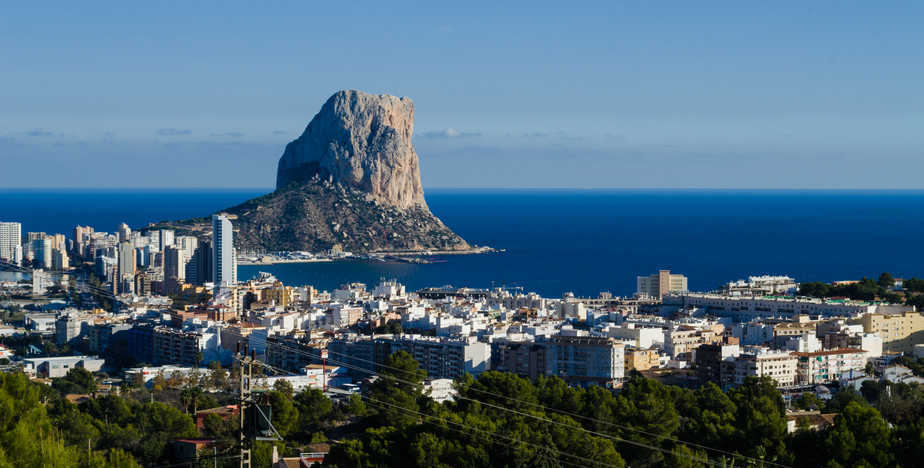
[238,337,726,467]
[361,394,623,468]
[251,335,786,467]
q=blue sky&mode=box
[2,2,922,188]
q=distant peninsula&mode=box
[154,90,472,254]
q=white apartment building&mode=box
[793,348,867,385]
[546,335,625,387]
[727,347,798,387]
[664,293,905,321]
[725,275,797,296]
[604,324,664,349]
[212,214,236,291]
[0,222,21,262]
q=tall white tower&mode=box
[211,214,236,290]
[0,222,22,263]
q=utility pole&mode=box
[321,349,328,392]
[238,344,252,468]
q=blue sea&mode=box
[2,189,924,297]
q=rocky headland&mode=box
[155,90,471,253]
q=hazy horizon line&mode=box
[3,186,924,192]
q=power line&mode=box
[361,394,622,468]
[220,329,788,466]
[252,337,785,467]
[242,338,724,467]
[320,343,787,468]
[323,354,723,467]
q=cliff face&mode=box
[276,90,427,210]
[162,90,470,253]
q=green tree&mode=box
[793,392,822,410]
[367,351,425,428]
[294,387,333,433]
[273,379,294,400]
[180,386,204,414]
[266,390,298,437]
[208,361,229,390]
[52,367,97,395]
[135,401,198,462]
[823,401,893,467]
[729,377,789,464]
[877,272,895,289]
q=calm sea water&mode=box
[2,189,924,297]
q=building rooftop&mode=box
[791,348,866,357]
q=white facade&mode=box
[212,214,236,290]
[0,222,21,262]
[605,324,664,349]
[859,334,883,359]
[23,355,105,378]
[32,269,49,295]
[781,334,822,353]
[729,348,798,387]
[665,293,881,321]
[794,349,867,385]
[118,241,135,278]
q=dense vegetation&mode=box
[320,352,923,468]
[1,351,922,467]
[798,272,924,308]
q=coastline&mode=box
[237,246,500,266]
[370,246,500,256]
[237,258,334,266]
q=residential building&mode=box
[186,241,213,286]
[118,241,135,279]
[637,270,688,299]
[117,222,131,242]
[859,311,924,353]
[793,348,867,385]
[665,324,724,358]
[329,335,491,380]
[87,323,133,354]
[546,335,625,387]
[32,236,53,269]
[664,293,901,321]
[624,347,660,372]
[55,313,92,346]
[605,323,664,349]
[32,269,49,295]
[388,336,491,379]
[724,275,797,296]
[51,248,69,270]
[158,229,175,252]
[212,214,236,290]
[0,222,21,262]
[726,347,798,388]
[490,340,548,380]
[164,245,185,282]
[773,320,817,340]
[823,332,883,359]
[695,343,741,386]
[152,327,202,366]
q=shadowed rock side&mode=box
[223,178,469,252]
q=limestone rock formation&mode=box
[159,90,470,253]
[276,90,427,210]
